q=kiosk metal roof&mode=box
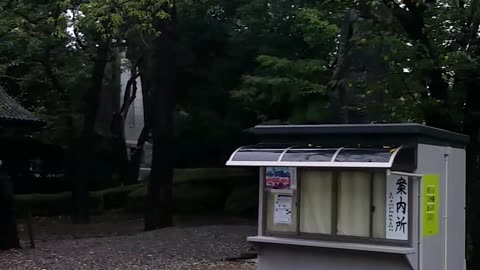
[226,145,412,169]
[249,123,469,148]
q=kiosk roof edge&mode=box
[250,123,469,146]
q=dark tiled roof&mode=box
[0,87,43,125]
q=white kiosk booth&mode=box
[226,124,468,270]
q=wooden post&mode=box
[26,209,35,249]
[0,169,20,250]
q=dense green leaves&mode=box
[228,0,480,127]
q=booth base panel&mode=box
[255,244,413,270]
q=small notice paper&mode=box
[274,194,292,225]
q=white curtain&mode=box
[300,170,333,234]
[372,172,386,238]
[337,171,371,237]
[266,191,297,232]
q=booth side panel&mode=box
[257,244,411,270]
[447,147,466,270]
[409,175,420,270]
[417,144,446,270]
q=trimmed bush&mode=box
[174,183,228,214]
[15,192,106,216]
[125,168,256,214]
[125,183,227,214]
[15,184,143,216]
[94,184,143,210]
[125,185,146,212]
[15,192,72,216]
[15,168,257,216]
[173,168,255,184]
[224,184,259,216]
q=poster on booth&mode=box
[386,175,409,240]
[274,194,292,224]
[266,167,297,191]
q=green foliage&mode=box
[92,184,143,209]
[14,168,256,216]
[229,0,480,127]
[125,186,146,212]
[173,168,255,183]
[15,183,142,216]
[0,0,172,147]
[230,1,347,124]
[174,183,228,214]
[126,168,257,214]
[15,192,73,216]
[295,8,341,51]
[73,0,169,40]
[224,184,258,216]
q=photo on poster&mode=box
[266,167,297,190]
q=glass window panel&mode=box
[232,149,284,161]
[372,172,386,238]
[282,149,337,162]
[335,148,393,163]
[300,170,333,234]
[266,191,297,233]
[244,144,291,149]
[337,171,371,237]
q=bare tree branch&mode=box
[119,69,141,119]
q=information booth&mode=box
[226,124,468,270]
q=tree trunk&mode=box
[125,65,152,184]
[112,63,141,185]
[127,125,151,184]
[111,112,130,183]
[71,41,110,224]
[460,70,480,268]
[144,3,176,231]
[0,167,20,250]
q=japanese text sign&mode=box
[386,175,409,240]
[423,174,440,237]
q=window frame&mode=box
[261,167,413,247]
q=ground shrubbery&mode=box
[15,168,258,217]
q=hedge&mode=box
[15,192,72,216]
[125,168,256,214]
[92,184,143,210]
[15,168,257,216]
[172,168,255,184]
[125,182,229,214]
[224,184,259,216]
[15,184,142,216]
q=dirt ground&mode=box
[17,210,256,242]
[7,211,257,270]
[185,260,256,270]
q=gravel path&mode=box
[0,225,256,270]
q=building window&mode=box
[264,168,409,243]
[300,170,333,234]
[337,171,372,237]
